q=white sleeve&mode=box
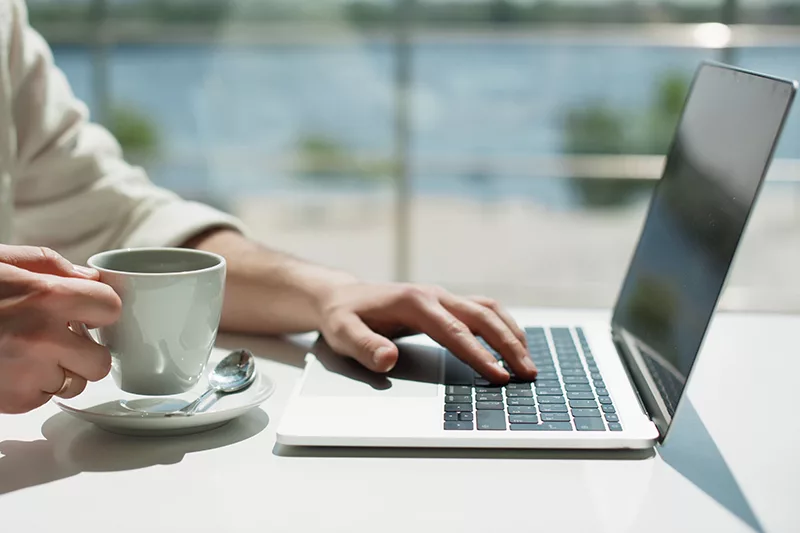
[6,0,248,263]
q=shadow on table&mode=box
[216,333,312,369]
[658,399,763,533]
[0,408,269,496]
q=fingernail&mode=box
[373,347,394,370]
[73,265,98,277]
[523,357,537,374]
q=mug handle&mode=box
[68,321,102,345]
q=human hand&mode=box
[0,245,121,414]
[317,282,536,383]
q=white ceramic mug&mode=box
[74,247,227,396]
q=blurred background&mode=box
[28,0,800,312]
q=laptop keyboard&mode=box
[643,354,683,417]
[443,327,622,432]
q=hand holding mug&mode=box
[0,245,121,414]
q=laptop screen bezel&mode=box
[608,61,798,443]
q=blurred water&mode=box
[51,42,800,206]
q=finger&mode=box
[48,325,113,382]
[442,296,537,380]
[469,295,528,348]
[412,300,509,383]
[0,245,98,280]
[39,274,121,327]
[0,392,51,414]
[49,369,88,399]
[324,313,399,373]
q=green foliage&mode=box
[294,133,393,183]
[562,72,691,208]
[563,105,626,155]
[107,104,160,162]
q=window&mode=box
[29,0,800,311]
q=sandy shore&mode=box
[229,184,800,313]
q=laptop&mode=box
[276,62,797,449]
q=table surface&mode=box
[1,308,798,533]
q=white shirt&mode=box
[0,0,246,263]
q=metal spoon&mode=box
[120,349,257,417]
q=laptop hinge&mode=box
[611,332,662,436]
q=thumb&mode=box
[325,313,399,373]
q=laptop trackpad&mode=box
[300,338,449,398]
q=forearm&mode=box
[184,229,357,335]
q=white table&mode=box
[1,308,798,533]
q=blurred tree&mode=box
[561,71,691,209]
[293,133,393,183]
[295,134,351,180]
[107,105,161,163]
[641,70,691,154]
[488,0,517,24]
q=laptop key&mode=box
[506,389,533,398]
[572,409,601,417]
[566,384,592,392]
[590,372,603,380]
[534,372,559,381]
[598,397,613,405]
[602,405,616,413]
[539,404,568,413]
[596,388,609,396]
[570,400,597,409]
[509,415,539,424]
[534,380,561,389]
[575,418,606,431]
[508,405,537,414]
[567,392,594,400]
[446,386,472,395]
[538,396,565,404]
[510,422,573,431]
[506,383,532,390]
[536,388,564,396]
[541,413,571,422]
[475,386,504,394]
[525,327,545,334]
[563,376,589,384]
[459,412,474,421]
[445,395,472,403]
[608,422,623,431]
[594,380,606,388]
[474,378,492,386]
[444,412,458,421]
[476,401,504,410]
[561,368,586,376]
[444,421,473,430]
[445,403,473,412]
[477,410,507,430]
[605,414,619,423]
[507,397,535,406]
[476,393,503,401]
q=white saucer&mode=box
[54,348,276,437]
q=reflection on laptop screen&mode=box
[611,63,796,438]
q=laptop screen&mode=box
[610,63,796,440]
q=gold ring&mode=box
[54,372,72,396]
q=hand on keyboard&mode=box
[317,283,537,382]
